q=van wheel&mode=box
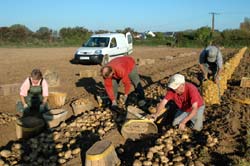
[102,54,109,65]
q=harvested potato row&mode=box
[202,47,247,105]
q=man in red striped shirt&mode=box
[150,74,205,131]
[101,56,146,108]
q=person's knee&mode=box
[172,118,181,126]
[193,124,203,131]
[39,104,49,113]
[192,119,203,131]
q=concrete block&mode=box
[240,77,250,88]
[179,52,197,57]
[137,58,155,66]
[0,83,20,96]
[165,56,173,60]
[79,70,98,77]
[44,70,60,87]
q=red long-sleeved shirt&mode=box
[104,56,136,101]
[164,82,204,112]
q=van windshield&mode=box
[83,37,110,47]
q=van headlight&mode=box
[95,50,102,55]
[76,51,83,55]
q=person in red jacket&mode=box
[101,56,146,108]
[150,74,205,131]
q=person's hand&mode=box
[204,74,208,81]
[112,100,117,106]
[123,95,128,104]
[23,103,28,108]
[146,114,158,121]
[214,76,220,84]
[179,122,186,130]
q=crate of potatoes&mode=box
[71,98,95,116]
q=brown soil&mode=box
[0,46,202,147]
[0,46,249,166]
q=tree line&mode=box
[1,18,250,48]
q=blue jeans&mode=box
[172,105,205,131]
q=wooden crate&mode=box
[85,140,120,166]
[240,77,250,88]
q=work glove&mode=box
[110,100,118,111]
[110,100,125,115]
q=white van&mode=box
[74,32,133,64]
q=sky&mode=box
[1,0,250,32]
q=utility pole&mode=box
[209,12,220,32]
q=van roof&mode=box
[91,33,125,38]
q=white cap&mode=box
[168,74,185,90]
[206,46,217,62]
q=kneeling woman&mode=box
[17,69,49,117]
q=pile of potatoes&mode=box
[202,80,220,105]
[202,47,247,105]
[71,97,96,115]
[0,108,115,165]
[132,128,218,166]
[145,84,166,100]
[0,112,17,125]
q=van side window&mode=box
[98,37,109,47]
[110,38,117,48]
[127,35,133,44]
